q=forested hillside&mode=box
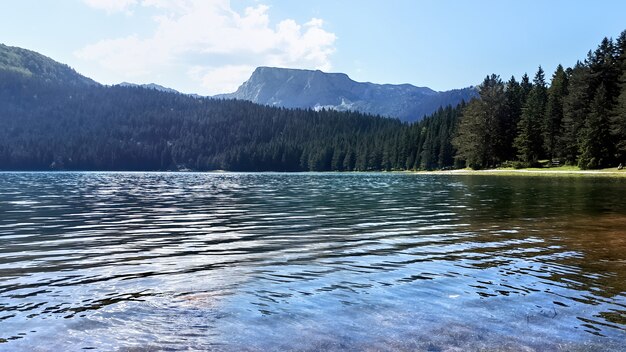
[0,30,624,172]
[0,44,97,86]
[0,65,460,171]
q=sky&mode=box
[1,0,625,95]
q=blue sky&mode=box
[1,0,625,95]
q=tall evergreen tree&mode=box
[514,66,547,165]
[578,84,613,169]
[452,99,485,169]
[503,76,523,161]
[520,73,533,102]
[453,75,506,169]
[612,30,626,163]
[437,107,457,168]
[561,62,591,165]
[588,37,621,103]
[543,65,569,160]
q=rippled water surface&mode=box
[0,172,625,351]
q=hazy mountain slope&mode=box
[0,43,98,87]
[118,82,182,94]
[216,67,477,121]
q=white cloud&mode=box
[83,0,138,14]
[190,65,256,95]
[76,0,337,95]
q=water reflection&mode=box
[0,172,624,351]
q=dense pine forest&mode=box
[455,31,626,170]
[0,31,624,171]
[0,67,460,171]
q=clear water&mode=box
[0,172,624,351]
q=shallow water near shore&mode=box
[0,172,624,351]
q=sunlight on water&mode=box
[0,172,624,351]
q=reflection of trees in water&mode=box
[457,176,623,219]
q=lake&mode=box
[0,172,624,351]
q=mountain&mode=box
[117,82,182,94]
[216,67,477,122]
[0,43,98,87]
[117,82,204,98]
[0,44,461,172]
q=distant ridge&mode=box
[0,43,97,87]
[117,82,204,98]
[117,82,181,94]
[216,67,477,122]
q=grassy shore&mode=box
[419,165,626,177]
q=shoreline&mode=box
[415,168,626,177]
[1,168,625,177]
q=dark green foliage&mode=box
[544,65,568,160]
[561,62,591,165]
[520,73,533,102]
[612,30,626,163]
[502,76,523,161]
[0,44,97,86]
[577,36,621,167]
[514,67,547,165]
[0,67,463,172]
[587,38,620,103]
[613,84,626,161]
[452,30,625,170]
[578,84,613,169]
[453,75,506,169]
[452,99,486,169]
[415,105,462,170]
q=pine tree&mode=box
[453,74,506,169]
[588,37,620,103]
[342,149,355,171]
[561,62,590,165]
[543,65,568,160]
[514,67,547,165]
[503,76,522,161]
[611,31,626,164]
[578,84,613,169]
[520,73,533,102]
[437,107,456,168]
[331,146,345,171]
[453,99,485,169]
